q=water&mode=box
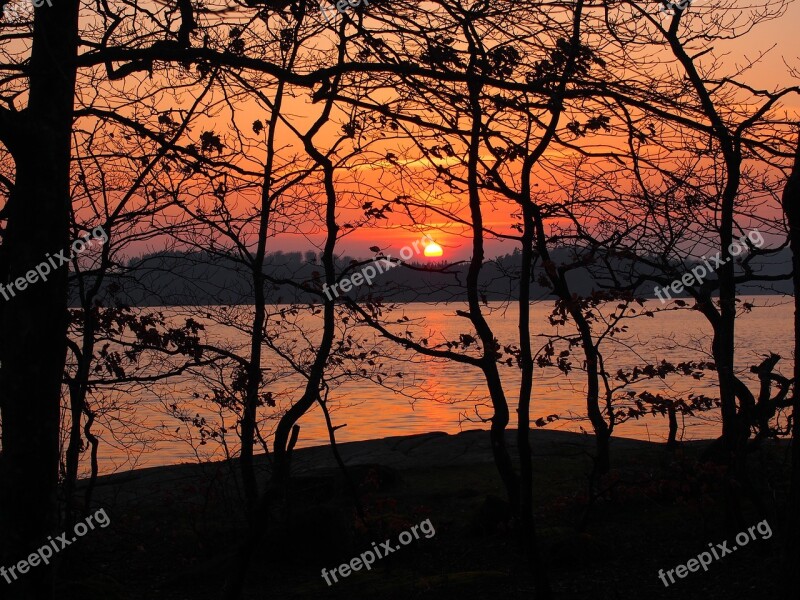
[82,296,794,475]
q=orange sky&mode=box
[74,1,800,264]
[274,2,800,261]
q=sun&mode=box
[423,241,443,257]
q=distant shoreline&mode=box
[69,292,792,309]
[82,428,719,485]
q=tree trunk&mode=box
[240,74,286,506]
[582,335,611,475]
[240,272,265,506]
[516,196,551,598]
[781,132,800,595]
[531,199,610,476]
[222,86,340,599]
[64,309,97,526]
[0,2,80,599]
[462,51,520,511]
[667,402,678,449]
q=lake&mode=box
[84,296,794,475]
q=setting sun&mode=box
[423,241,443,257]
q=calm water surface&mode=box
[87,297,794,475]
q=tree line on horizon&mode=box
[72,245,793,306]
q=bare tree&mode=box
[780,130,800,595]
[0,3,81,598]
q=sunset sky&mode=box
[273,2,800,261]
[85,1,800,264]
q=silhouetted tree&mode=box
[0,3,81,598]
[781,130,800,595]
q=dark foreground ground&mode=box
[61,429,787,600]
